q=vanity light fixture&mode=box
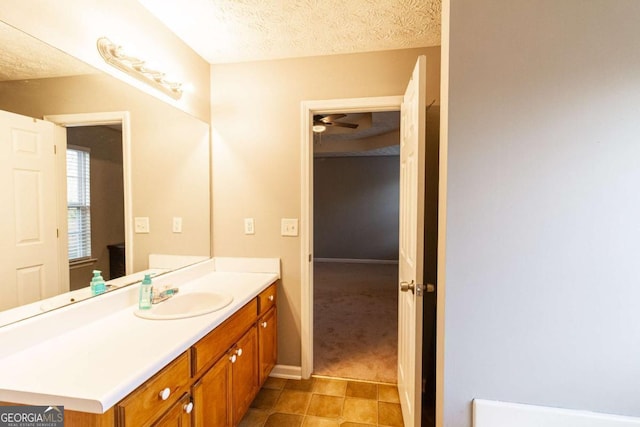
[97,37,183,100]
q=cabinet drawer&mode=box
[191,299,257,378]
[257,283,277,315]
[116,352,190,427]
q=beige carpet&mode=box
[313,261,398,384]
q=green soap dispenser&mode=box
[90,270,106,296]
[139,274,153,310]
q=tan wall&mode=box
[0,0,210,122]
[211,47,441,366]
[0,73,210,273]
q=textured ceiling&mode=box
[0,21,96,81]
[314,112,400,157]
[138,0,441,64]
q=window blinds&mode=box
[67,147,91,261]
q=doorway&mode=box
[66,125,125,290]
[44,112,133,281]
[312,110,401,384]
[301,88,438,426]
[300,96,403,382]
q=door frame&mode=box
[300,96,403,378]
[44,111,133,275]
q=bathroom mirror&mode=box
[0,20,211,326]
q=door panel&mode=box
[0,110,60,310]
[397,55,427,427]
[231,326,259,425]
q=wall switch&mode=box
[281,218,299,236]
[244,218,255,235]
[134,217,150,233]
[172,217,182,233]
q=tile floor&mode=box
[240,376,404,427]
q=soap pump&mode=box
[139,274,153,310]
[90,270,106,296]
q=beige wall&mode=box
[211,47,441,366]
[0,73,210,273]
[0,0,210,122]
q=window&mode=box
[67,146,91,262]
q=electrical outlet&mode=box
[281,218,299,236]
[134,217,150,233]
[172,217,182,233]
[244,218,255,235]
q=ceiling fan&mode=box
[313,114,359,133]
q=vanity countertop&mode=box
[0,258,279,413]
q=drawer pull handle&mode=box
[230,354,237,363]
[268,295,274,302]
[236,347,243,357]
[159,387,171,401]
[261,321,268,328]
[184,402,194,414]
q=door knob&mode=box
[400,281,435,296]
[400,281,415,294]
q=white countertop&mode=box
[0,258,280,413]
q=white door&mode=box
[0,110,61,310]
[397,55,427,427]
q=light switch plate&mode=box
[281,218,299,236]
[135,217,150,233]
[244,218,255,235]
[172,217,182,233]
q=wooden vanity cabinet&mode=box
[258,306,277,385]
[230,325,259,424]
[257,283,277,386]
[116,351,191,427]
[3,282,278,427]
[152,393,193,427]
[191,352,231,427]
[191,320,260,426]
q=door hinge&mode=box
[56,229,59,238]
[308,254,313,262]
[54,145,57,154]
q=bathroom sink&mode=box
[134,291,233,320]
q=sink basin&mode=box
[134,291,233,320]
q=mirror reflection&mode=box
[0,20,211,326]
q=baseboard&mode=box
[270,364,302,380]
[473,399,640,427]
[314,258,398,265]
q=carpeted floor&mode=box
[313,261,399,384]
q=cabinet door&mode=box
[258,307,277,385]
[192,353,232,427]
[231,325,259,425]
[116,352,190,427]
[152,393,193,427]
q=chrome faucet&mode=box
[152,287,179,304]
